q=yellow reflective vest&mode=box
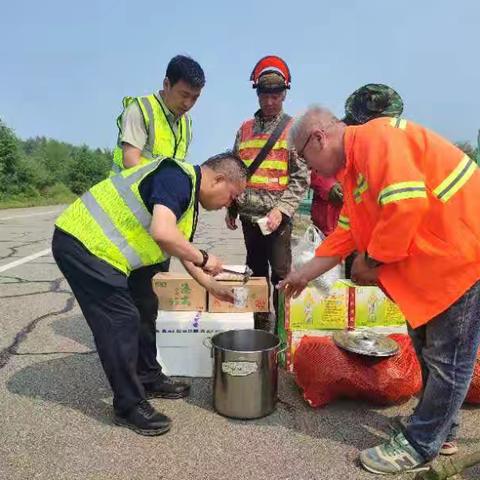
[56,159,199,275]
[110,94,192,175]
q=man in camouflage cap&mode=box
[339,83,404,277]
[226,56,309,332]
[343,83,404,125]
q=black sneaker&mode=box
[114,400,171,436]
[144,373,190,399]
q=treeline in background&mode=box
[0,118,112,208]
[0,117,478,209]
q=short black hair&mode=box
[202,151,248,183]
[166,55,205,89]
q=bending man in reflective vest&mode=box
[226,55,309,332]
[281,106,480,475]
[53,152,247,436]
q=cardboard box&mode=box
[156,310,254,377]
[152,273,207,311]
[278,280,406,371]
[207,277,269,313]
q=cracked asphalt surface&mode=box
[1,205,479,480]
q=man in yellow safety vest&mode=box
[53,152,246,436]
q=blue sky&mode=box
[1,0,479,164]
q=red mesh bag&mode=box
[294,333,422,407]
[465,353,480,404]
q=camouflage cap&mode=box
[257,71,288,93]
[343,83,404,125]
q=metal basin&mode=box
[210,329,282,419]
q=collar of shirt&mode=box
[155,91,181,125]
[254,109,284,131]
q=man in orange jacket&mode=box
[280,106,480,475]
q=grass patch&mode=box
[0,183,77,209]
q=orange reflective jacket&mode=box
[316,117,480,328]
[238,118,291,191]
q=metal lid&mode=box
[332,330,399,357]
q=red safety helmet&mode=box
[250,55,291,92]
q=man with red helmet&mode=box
[226,56,309,332]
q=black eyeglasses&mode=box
[297,120,338,158]
[297,131,313,158]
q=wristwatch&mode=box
[364,252,383,269]
[195,249,209,268]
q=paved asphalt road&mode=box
[1,205,479,480]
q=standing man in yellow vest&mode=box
[53,152,247,436]
[109,55,205,402]
[226,56,309,332]
[111,54,204,173]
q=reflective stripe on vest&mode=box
[238,118,290,191]
[354,173,368,203]
[81,190,143,267]
[390,117,407,130]
[242,159,288,171]
[378,181,427,206]
[249,175,289,186]
[56,159,197,274]
[338,215,350,230]
[139,96,157,154]
[433,155,477,203]
[110,95,191,175]
[239,138,289,150]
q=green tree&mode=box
[0,119,21,194]
[0,118,114,206]
[66,145,111,194]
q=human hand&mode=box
[267,208,283,232]
[208,282,234,303]
[351,253,379,286]
[203,254,223,276]
[225,212,238,230]
[277,270,309,298]
[329,183,343,206]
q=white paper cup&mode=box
[233,287,249,308]
[256,216,273,236]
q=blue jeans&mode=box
[404,280,480,460]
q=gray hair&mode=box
[202,151,248,183]
[289,105,339,146]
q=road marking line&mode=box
[0,248,52,273]
[0,209,61,221]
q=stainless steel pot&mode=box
[207,329,284,419]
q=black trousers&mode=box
[52,228,168,414]
[128,259,170,383]
[240,216,292,332]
